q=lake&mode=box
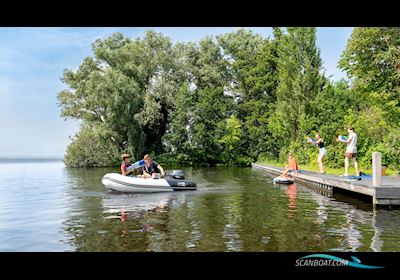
[1,159,400,252]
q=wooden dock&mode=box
[252,163,400,206]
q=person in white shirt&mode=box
[337,126,359,176]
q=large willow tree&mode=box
[58,31,185,166]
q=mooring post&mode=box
[372,152,382,187]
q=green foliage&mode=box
[59,28,400,173]
[64,125,120,167]
[218,115,251,166]
[162,83,193,164]
[190,87,228,164]
[384,129,400,172]
[273,28,326,143]
[217,29,278,161]
[59,31,184,166]
[340,27,400,124]
[339,28,400,94]
[163,37,233,166]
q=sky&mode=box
[0,27,353,158]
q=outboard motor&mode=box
[167,170,185,180]
[164,170,197,191]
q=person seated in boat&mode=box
[134,166,145,178]
[279,153,298,178]
[142,154,165,179]
[121,154,135,176]
[125,157,160,178]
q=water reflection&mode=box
[274,182,298,219]
[102,192,174,215]
[300,186,372,251]
[258,168,400,252]
[371,208,400,251]
[286,184,297,209]
[23,164,397,251]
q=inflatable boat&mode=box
[102,170,197,193]
[273,177,294,184]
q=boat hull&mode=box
[102,173,197,193]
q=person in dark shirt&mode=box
[307,133,326,174]
[142,154,165,179]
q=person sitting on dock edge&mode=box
[279,152,298,178]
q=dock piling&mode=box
[372,152,382,187]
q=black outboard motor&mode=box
[167,170,185,180]
[165,170,196,191]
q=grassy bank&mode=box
[256,159,398,176]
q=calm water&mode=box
[1,159,400,252]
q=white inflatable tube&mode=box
[102,173,197,193]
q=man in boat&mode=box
[279,152,298,178]
[121,154,136,176]
[142,154,165,179]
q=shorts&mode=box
[345,152,357,158]
[318,147,327,157]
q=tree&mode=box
[218,115,248,166]
[64,125,120,167]
[159,37,232,166]
[192,38,232,165]
[301,80,355,167]
[339,27,400,122]
[338,27,400,171]
[191,86,228,165]
[271,27,326,160]
[339,28,400,95]
[58,31,186,165]
[59,28,400,172]
[162,83,195,164]
[217,29,278,161]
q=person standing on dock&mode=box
[307,133,326,174]
[337,126,360,176]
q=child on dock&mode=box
[279,153,298,178]
[307,133,326,174]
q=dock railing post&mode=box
[372,152,382,187]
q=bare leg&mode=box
[353,157,359,176]
[318,154,324,173]
[280,168,289,178]
[344,157,349,176]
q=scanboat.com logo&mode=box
[295,254,384,269]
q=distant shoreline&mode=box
[0,158,64,163]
